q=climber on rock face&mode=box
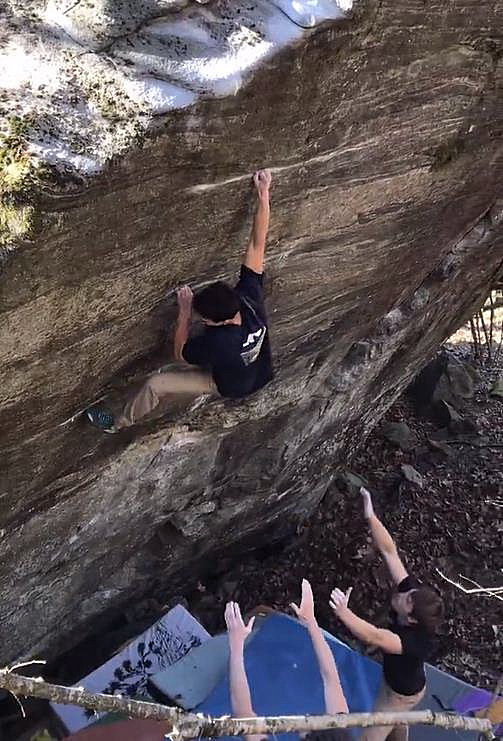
[329,487,445,741]
[87,168,273,432]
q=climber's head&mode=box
[193,281,241,325]
[391,585,444,633]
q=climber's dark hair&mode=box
[411,587,445,634]
[193,281,240,323]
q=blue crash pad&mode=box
[149,633,237,709]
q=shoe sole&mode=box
[87,410,116,432]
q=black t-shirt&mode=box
[182,265,273,398]
[382,576,434,696]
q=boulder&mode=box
[432,357,478,406]
[411,351,479,411]
[382,422,417,452]
[0,0,503,663]
[410,350,483,432]
[427,437,455,457]
[336,470,368,495]
[491,376,503,399]
[400,464,424,490]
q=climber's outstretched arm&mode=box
[243,169,272,274]
[361,487,408,585]
[330,587,403,655]
[291,579,349,714]
[225,602,265,741]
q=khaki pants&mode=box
[116,369,216,429]
[360,681,425,741]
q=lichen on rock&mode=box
[0,115,42,261]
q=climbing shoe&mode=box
[86,406,117,433]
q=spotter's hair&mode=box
[411,587,445,633]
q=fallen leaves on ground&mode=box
[187,345,502,689]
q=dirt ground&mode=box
[187,342,503,690]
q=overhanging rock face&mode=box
[0,1,502,662]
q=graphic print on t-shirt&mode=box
[240,296,267,366]
[241,327,266,366]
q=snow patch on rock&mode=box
[0,0,353,176]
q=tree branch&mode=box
[0,671,496,740]
[0,670,187,728]
[184,710,495,740]
[436,569,503,601]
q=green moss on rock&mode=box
[0,115,45,254]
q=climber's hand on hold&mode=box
[176,285,193,316]
[253,169,272,201]
[244,170,271,273]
